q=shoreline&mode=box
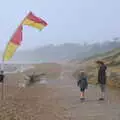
[2,64,34,74]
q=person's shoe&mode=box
[98,98,104,101]
[80,98,85,101]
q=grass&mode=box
[84,48,120,62]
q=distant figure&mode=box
[96,60,107,100]
[77,71,88,100]
[0,70,4,83]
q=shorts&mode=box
[80,88,85,92]
[100,84,106,92]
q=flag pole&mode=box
[1,12,30,100]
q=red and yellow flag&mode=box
[3,11,48,61]
[22,12,48,30]
[3,25,23,61]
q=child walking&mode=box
[77,71,88,100]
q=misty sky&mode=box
[0,0,120,50]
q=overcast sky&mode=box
[0,0,120,50]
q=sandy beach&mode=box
[0,63,120,120]
[0,63,64,120]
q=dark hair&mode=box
[96,60,104,65]
[80,71,86,77]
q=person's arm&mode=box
[77,74,81,86]
[77,79,81,86]
[97,68,101,84]
[86,77,88,89]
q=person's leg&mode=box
[80,88,85,100]
[101,84,105,98]
[80,88,84,98]
[80,92,85,100]
[83,91,85,98]
[80,92,83,98]
[99,84,105,100]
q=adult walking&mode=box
[96,60,107,100]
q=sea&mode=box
[0,61,41,74]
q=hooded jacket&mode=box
[98,64,107,84]
[77,75,88,89]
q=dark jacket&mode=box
[0,74,4,83]
[77,75,88,89]
[98,64,107,84]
